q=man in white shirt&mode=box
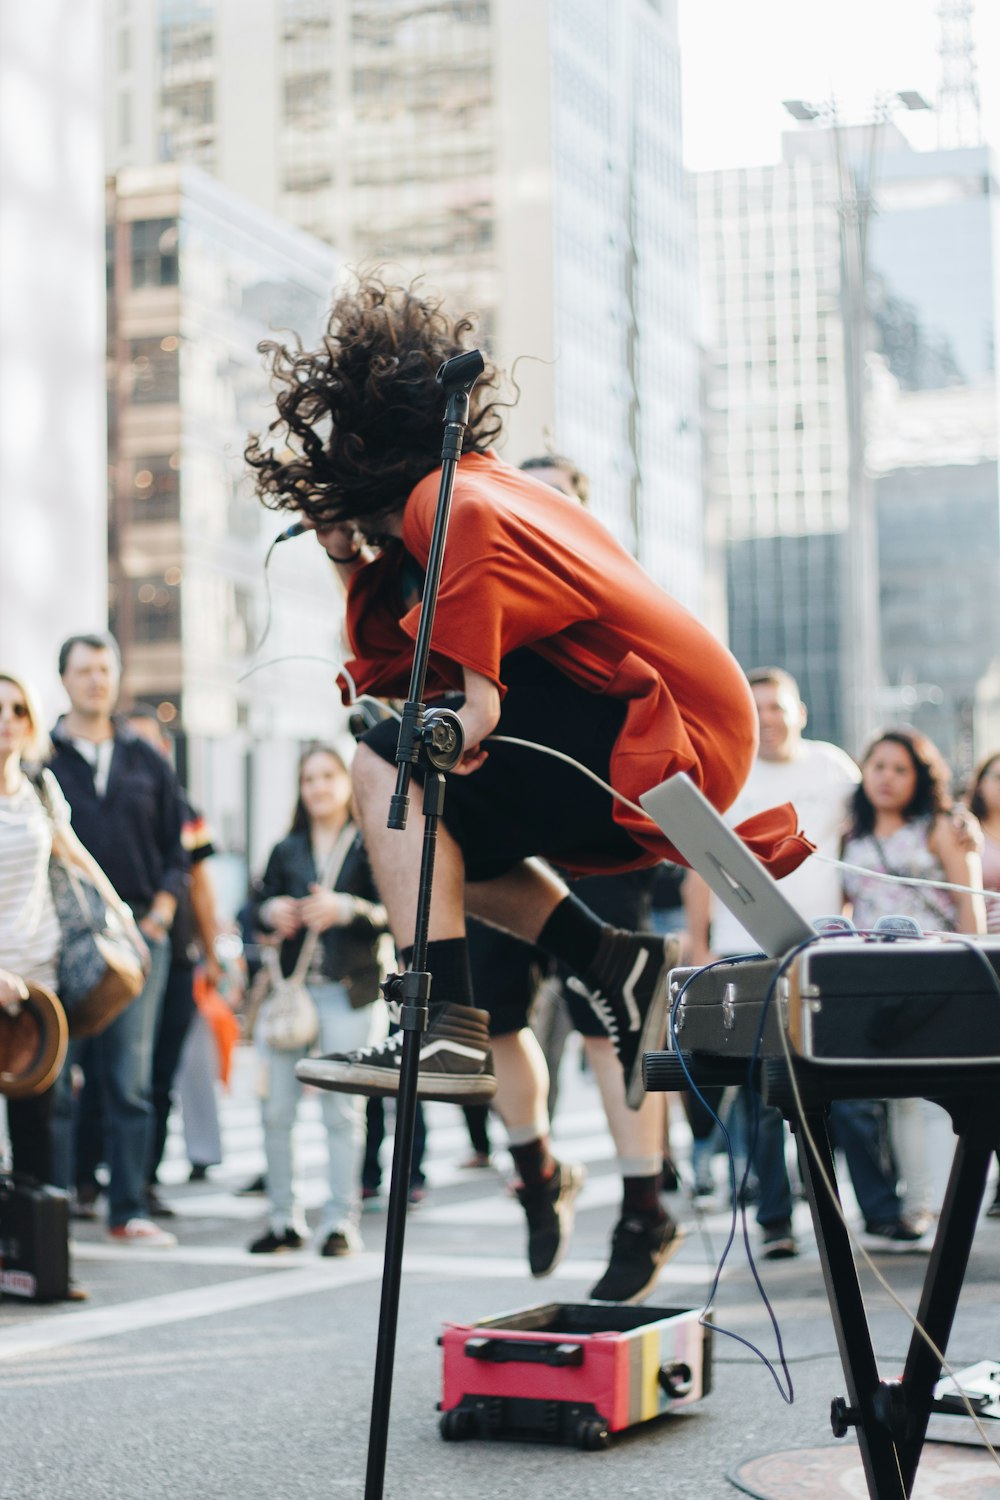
[685,667,925,1256]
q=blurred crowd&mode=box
[3,625,1000,1307]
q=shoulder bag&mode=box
[48,857,145,1038]
[257,823,357,1052]
[29,770,145,1039]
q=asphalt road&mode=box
[2,1044,999,1500]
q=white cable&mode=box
[486,735,647,817]
[814,851,995,903]
[237,653,343,683]
[235,652,402,725]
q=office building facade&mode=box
[107,163,342,871]
[697,128,1000,765]
[106,0,703,608]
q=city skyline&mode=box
[680,0,1000,171]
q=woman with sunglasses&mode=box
[0,670,145,1189]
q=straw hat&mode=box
[0,981,68,1099]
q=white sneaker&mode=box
[108,1217,177,1248]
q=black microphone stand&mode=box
[364,348,485,1500]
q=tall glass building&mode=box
[866,141,1000,777]
[697,126,1000,763]
[695,148,851,743]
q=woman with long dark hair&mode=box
[248,744,389,1256]
[843,727,985,1231]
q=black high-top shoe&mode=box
[295,1002,496,1104]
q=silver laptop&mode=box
[639,773,814,958]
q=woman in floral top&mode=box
[843,727,985,1231]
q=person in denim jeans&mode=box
[48,634,188,1247]
[684,668,926,1257]
[247,744,389,1257]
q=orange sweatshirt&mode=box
[341,450,811,878]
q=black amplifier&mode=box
[667,938,1000,1068]
[0,1173,69,1302]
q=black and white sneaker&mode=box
[514,1162,586,1277]
[588,1213,685,1302]
[295,1002,496,1104]
[580,932,680,1109]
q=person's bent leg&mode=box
[468,867,680,1112]
[297,744,494,1104]
[580,1035,684,1300]
[491,1027,584,1278]
[352,742,467,946]
[309,713,677,1107]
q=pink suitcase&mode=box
[439,1302,711,1449]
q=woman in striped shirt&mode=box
[0,669,144,1184]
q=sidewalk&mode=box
[2,1046,999,1499]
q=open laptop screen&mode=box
[639,774,814,959]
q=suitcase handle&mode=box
[465,1336,584,1367]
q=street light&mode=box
[781,92,933,753]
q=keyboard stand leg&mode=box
[794,1107,908,1500]
[895,1110,992,1492]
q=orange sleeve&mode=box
[401,485,598,690]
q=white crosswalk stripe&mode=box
[150,1042,811,1262]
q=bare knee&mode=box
[351,743,393,816]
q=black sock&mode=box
[401,939,474,1010]
[511,1137,557,1189]
[622,1174,666,1223]
[537,893,609,976]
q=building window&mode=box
[131,454,180,522]
[130,219,179,288]
[129,575,181,643]
[128,335,180,404]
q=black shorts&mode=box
[360,650,645,883]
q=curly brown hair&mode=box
[245,277,504,531]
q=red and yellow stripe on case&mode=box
[612,1314,706,1432]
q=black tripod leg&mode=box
[364,774,444,1500]
[794,1108,907,1500]
[364,1021,423,1498]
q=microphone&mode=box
[274,520,307,543]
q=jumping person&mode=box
[245,279,810,1111]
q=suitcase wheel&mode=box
[439,1409,474,1441]
[575,1419,609,1451]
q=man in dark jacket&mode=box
[49,633,188,1246]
